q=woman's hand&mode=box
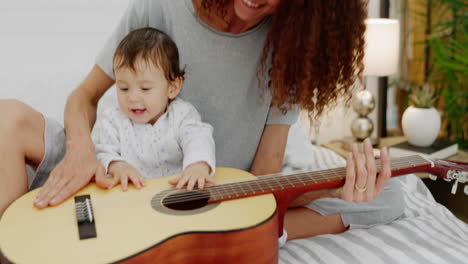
[169,162,215,191]
[108,161,145,191]
[333,138,391,203]
[34,142,114,208]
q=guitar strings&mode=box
[81,156,429,205]
[161,162,430,205]
[159,156,429,204]
[132,156,427,204]
[84,156,430,205]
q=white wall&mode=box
[0,0,382,142]
[0,0,129,123]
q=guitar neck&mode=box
[205,155,447,204]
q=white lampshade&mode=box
[363,18,400,76]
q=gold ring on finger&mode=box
[354,184,367,193]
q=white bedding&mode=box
[281,127,468,264]
[2,28,466,264]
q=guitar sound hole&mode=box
[162,191,210,211]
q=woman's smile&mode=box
[241,0,263,10]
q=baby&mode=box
[92,27,215,191]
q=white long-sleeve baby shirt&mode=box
[92,98,215,179]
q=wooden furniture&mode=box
[322,137,468,179]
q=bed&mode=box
[2,73,467,264]
[2,36,467,264]
[280,123,468,264]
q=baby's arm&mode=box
[107,160,145,191]
[92,108,125,171]
[172,161,214,191]
[169,102,216,190]
[92,108,144,190]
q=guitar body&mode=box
[0,168,279,264]
[4,155,461,263]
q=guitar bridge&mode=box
[74,195,97,240]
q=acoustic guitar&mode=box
[0,155,466,264]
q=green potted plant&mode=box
[425,0,467,148]
[402,83,441,146]
[391,0,467,148]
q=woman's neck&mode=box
[226,16,263,34]
[192,0,263,34]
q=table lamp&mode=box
[350,18,400,146]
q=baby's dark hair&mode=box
[113,27,185,81]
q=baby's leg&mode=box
[0,99,46,217]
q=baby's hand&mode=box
[107,161,145,191]
[169,162,215,190]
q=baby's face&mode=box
[114,57,179,125]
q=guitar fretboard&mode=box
[204,155,431,203]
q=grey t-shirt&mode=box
[96,0,299,171]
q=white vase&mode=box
[402,106,441,147]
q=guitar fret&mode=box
[224,184,234,198]
[277,176,290,189]
[217,187,224,198]
[315,172,327,182]
[216,185,225,199]
[220,185,230,199]
[254,180,264,192]
[208,156,433,203]
[239,183,248,195]
[294,174,306,186]
[231,184,241,197]
[264,179,275,191]
[245,182,256,195]
[273,177,284,190]
[209,187,219,200]
[285,176,295,187]
[305,173,318,184]
[331,169,342,180]
[327,171,336,180]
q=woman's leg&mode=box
[284,178,405,240]
[0,99,46,217]
[284,209,347,240]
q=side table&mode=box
[321,137,468,179]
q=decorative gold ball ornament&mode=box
[351,116,374,140]
[352,90,375,116]
[351,89,376,141]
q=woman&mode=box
[0,0,403,242]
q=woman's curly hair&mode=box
[200,0,367,118]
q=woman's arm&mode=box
[250,124,289,176]
[250,124,344,208]
[35,65,115,208]
[250,124,391,209]
[64,65,114,144]
[35,0,156,208]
